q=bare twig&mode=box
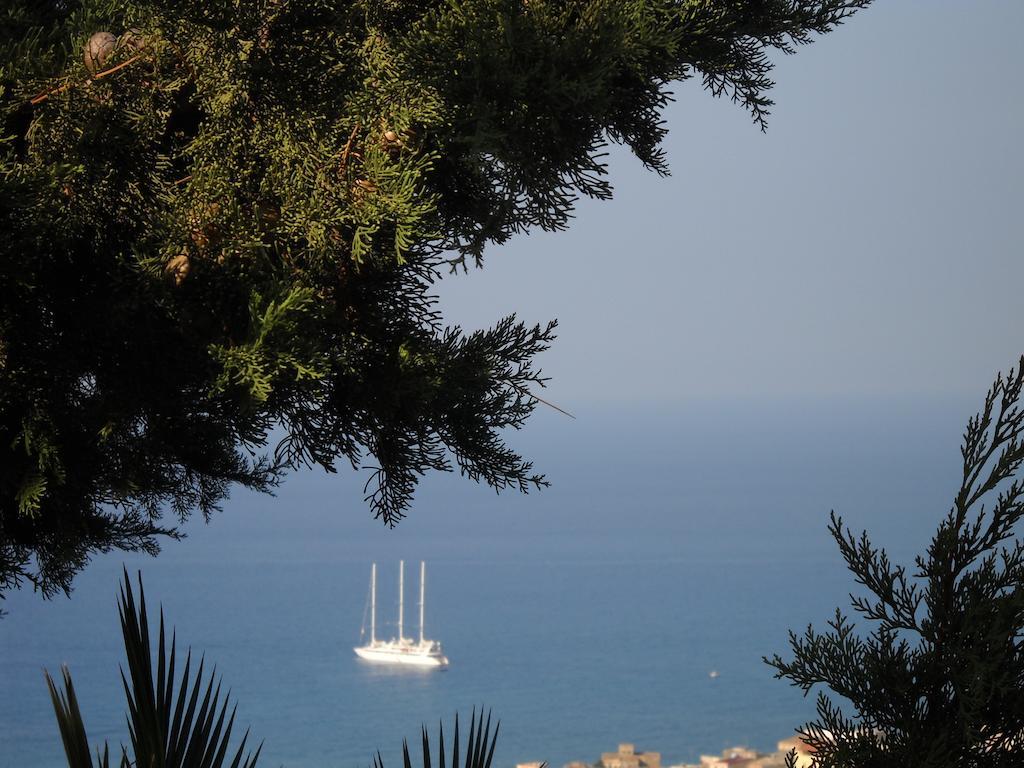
[339,123,360,179]
[30,55,144,105]
[508,382,575,419]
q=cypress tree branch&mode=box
[768,357,1024,767]
[1,0,872,600]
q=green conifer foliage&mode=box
[1,0,869,599]
[768,360,1024,767]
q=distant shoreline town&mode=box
[518,739,815,768]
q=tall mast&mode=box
[398,560,405,641]
[419,561,426,644]
[370,562,377,644]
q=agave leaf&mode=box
[94,740,125,768]
[163,630,177,732]
[119,667,140,757]
[167,648,194,762]
[465,709,476,768]
[119,570,162,761]
[46,572,260,768]
[45,665,98,768]
[172,653,207,763]
[374,710,500,768]
[452,714,459,768]
[483,721,500,768]
[157,610,167,724]
[116,570,260,768]
[473,711,491,768]
[208,703,239,768]
[242,741,263,768]
[472,710,499,768]
[181,674,221,766]
[227,728,260,768]
[200,695,235,768]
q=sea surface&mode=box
[1,397,974,768]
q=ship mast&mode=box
[419,561,425,644]
[370,562,377,644]
[398,560,405,642]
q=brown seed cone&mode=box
[118,29,146,53]
[188,202,222,250]
[84,32,117,75]
[190,229,208,250]
[257,201,281,225]
[190,224,221,250]
[164,253,191,286]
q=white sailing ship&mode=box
[354,560,449,668]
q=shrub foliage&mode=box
[769,359,1024,767]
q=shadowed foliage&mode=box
[376,708,507,768]
[768,358,1024,767]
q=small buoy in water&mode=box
[709,670,720,679]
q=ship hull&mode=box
[354,643,448,668]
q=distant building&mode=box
[564,761,591,768]
[600,743,661,768]
[775,736,818,768]
[696,746,785,768]
[517,762,546,768]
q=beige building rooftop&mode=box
[600,743,661,768]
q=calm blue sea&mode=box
[1,398,972,768]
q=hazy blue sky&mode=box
[436,1,1024,406]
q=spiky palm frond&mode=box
[117,570,262,768]
[375,709,512,768]
[45,569,261,768]
[45,665,126,768]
